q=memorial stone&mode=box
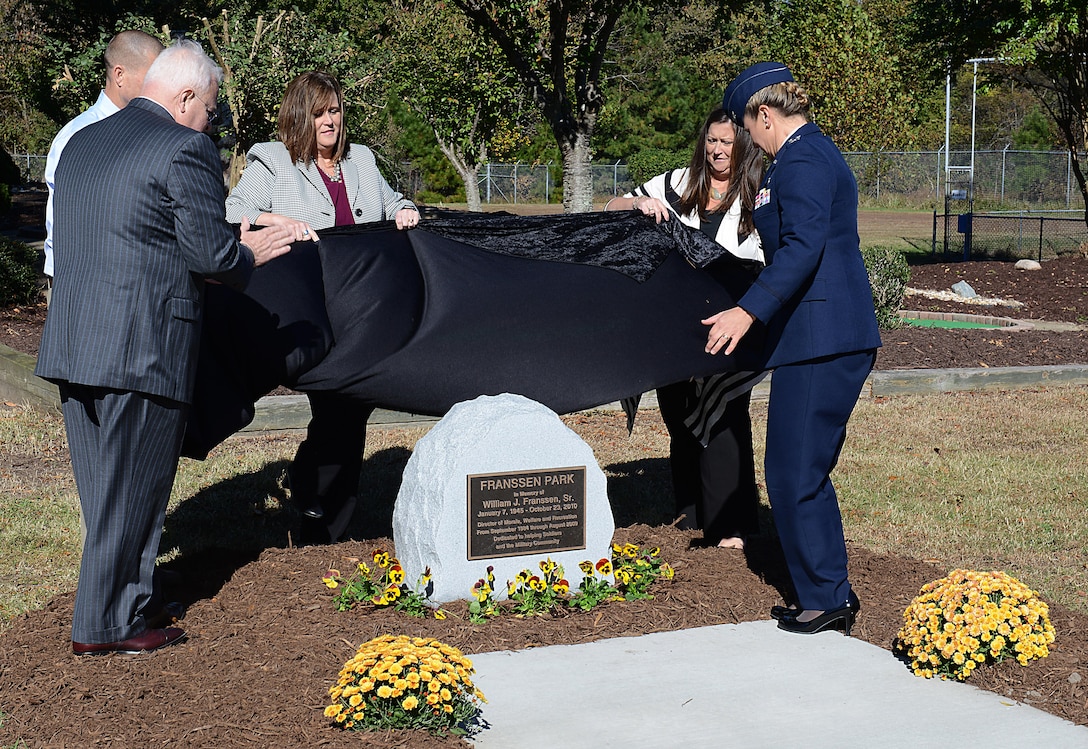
[393,393,615,603]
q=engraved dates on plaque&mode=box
[466,467,587,560]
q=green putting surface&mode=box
[904,318,1004,329]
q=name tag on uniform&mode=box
[754,188,771,209]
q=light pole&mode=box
[944,57,996,259]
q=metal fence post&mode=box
[1068,151,1072,209]
[876,152,881,199]
[1000,144,1008,203]
[1038,217,1044,262]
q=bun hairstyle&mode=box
[744,80,811,122]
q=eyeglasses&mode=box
[194,92,220,127]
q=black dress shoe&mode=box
[285,469,324,518]
[73,627,187,656]
[777,591,861,635]
[144,601,185,629]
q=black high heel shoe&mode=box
[777,591,860,635]
[770,604,800,621]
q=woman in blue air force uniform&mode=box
[705,62,881,635]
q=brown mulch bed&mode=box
[1,528,1085,746]
[876,257,1088,370]
[2,190,1087,746]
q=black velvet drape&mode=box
[182,211,762,459]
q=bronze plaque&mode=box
[466,467,586,560]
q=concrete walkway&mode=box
[468,621,1088,748]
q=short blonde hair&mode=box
[103,29,163,79]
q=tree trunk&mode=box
[228,148,245,191]
[560,128,595,214]
[436,135,483,212]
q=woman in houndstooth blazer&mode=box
[226,71,420,544]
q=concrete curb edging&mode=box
[3,341,1087,432]
[869,364,1088,397]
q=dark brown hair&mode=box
[676,108,763,234]
[277,71,348,164]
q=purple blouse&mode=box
[318,168,356,227]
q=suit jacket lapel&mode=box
[300,160,333,208]
[341,153,360,214]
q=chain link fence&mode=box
[8,148,1085,212]
[9,152,46,184]
[476,162,637,204]
[845,149,1083,208]
[475,150,1083,209]
[936,211,1088,261]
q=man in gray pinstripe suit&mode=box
[36,39,295,656]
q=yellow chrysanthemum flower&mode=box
[895,569,1055,682]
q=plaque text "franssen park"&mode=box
[466,467,586,560]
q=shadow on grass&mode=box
[604,456,795,602]
[158,446,414,604]
[159,447,795,606]
[602,457,673,528]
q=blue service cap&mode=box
[722,62,794,124]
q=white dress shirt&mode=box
[44,91,120,277]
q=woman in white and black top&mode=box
[606,107,765,549]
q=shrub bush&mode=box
[861,244,909,330]
[0,183,10,216]
[626,148,687,186]
[0,235,42,306]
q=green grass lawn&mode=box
[3,384,1086,632]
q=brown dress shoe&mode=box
[73,627,187,656]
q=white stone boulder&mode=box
[393,393,614,604]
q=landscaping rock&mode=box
[951,280,978,298]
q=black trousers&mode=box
[289,391,375,544]
[656,381,759,543]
